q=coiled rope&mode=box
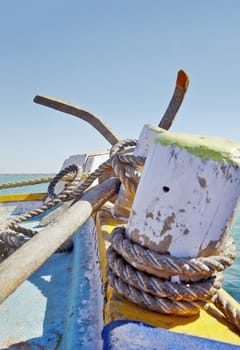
[103,143,240,332]
[1,140,240,333]
[0,139,142,260]
[0,164,83,258]
[106,220,240,332]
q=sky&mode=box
[0,0,240,173]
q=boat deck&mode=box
[97,210,240,348]
[0,218,103,349]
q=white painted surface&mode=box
[127,143,240,258]
[55,152,109,195]
[134,124,164,157]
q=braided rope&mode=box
[110,227,236,281]
[1,138,240,331]
[0,176,55,190]
[214,290,240,330]
[7,165,82,231]
[107,248,223,301]
[0,139,141,258]
[0,164,83,256]
[107,268,201,316]
[106,226,240,330]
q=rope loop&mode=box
[1,138,240,331]
[110,227,236,281]
[0,139,140,257]
[106,226,240,330]
[0,164,85,256]
[47,164,80,199]
[110,139,145,195]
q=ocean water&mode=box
[0,174,239,303]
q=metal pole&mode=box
[34,95,120,146]
[0,177,120,304]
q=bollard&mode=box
[126,131,240,258]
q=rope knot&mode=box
[106,225,239,324]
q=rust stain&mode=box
[220,164,227,175]
[129,228,140,243]
[206,196,211,203]
[160,213,175,236]
[146,211,153,219]
[198,239,219,257]
[183,228,190,235]
[140,233,173,254]
[156,210,161,222]
[158,234,173,254]
[198,176,206,188]
[220,165,234,181]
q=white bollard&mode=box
[126,131,240,258]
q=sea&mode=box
[0,174,239,303]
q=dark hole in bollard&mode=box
[162,186,170,193]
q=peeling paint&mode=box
[160,213,176,236]
[127,135,240,257]
[198,176,206,188]
[158,234,172,254]
[198,239,219,257]
[146,211,154,219]
[183,228,190,235]
[128,228,140,243]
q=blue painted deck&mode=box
[0,216,239,349]
[102,321,240,350]
[0,218,103,349]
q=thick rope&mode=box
[107,248,224,301]
[0,139,140,259]
[109,227,236,281]
[0,164,83,258]
[1,140,240,332]
[214,290,240,330]
[0,176,55,190]
[106,226,240,332]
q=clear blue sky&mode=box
[1,0,240,173]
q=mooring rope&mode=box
[0,139,140,259]
[0,139,240,333]
[0,176,55,190]
[106,223,240,332]
[103,142,240,332]
[0,164,82,258]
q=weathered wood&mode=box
[126,131,240,258]
[114,70,189,219]
[34,95,120,145]
[0,177,120,304]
